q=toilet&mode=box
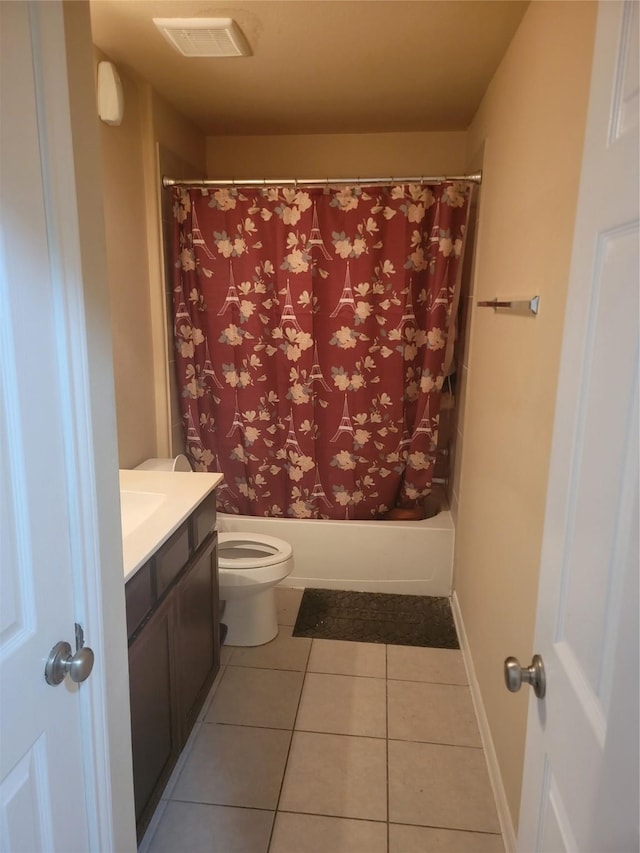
[134,457,294,647]
[218,532,294,646]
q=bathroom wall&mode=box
[453,0,597,831]
[98,55,156,469]
[206,130,467,177]
[147,92,206,458]
[448,181,481,523]
[97,56,206,466]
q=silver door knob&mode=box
[504,654,546,699]
[45,623,94,686]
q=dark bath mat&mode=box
[292,588,459,649]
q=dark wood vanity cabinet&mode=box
[128,595,178,828]
[125,493,219,841]
[176,538,220,740]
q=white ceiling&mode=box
[90,0,529,136]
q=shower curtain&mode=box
[170,182,471,520]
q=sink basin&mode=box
[120,489,166,538]
[118,469,224,581]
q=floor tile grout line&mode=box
[195,718,483,751]
[387,736,485,750]
[387,818,504,836]
[304,670,388,681]
[266,623,312,853]
[294,727,387,739]
[159,799,504,838]
[227,663,309,672]
[225,663,468,685]
[199,719,390,742]
[168,797,276,813]
[386,676,470,686]
[385,642,390,853]
[275,808,388,825]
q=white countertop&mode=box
[119,469,224,582]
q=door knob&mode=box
[504,654,546,699]
[45,623,94,686]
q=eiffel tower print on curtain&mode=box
[309,343,331,391]
[429,283,451,314]
[412,397,434,441]
[394,410,413,455]
[306,202,332,260]
[184,407,202,447]
[191,205,215,259]
[330,395,355,442]
[202,338,223,389]
[311,468,332,508]
[330,262,357,318]
[394,279,417,332]
[278,280,303,333]
[174,285,191,337]
[214,454,238,499]
[218,262,241,316]
[226,393,246,438]
[283,411,304,456]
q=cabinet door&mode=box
[128,595,178,834]
[176,538,220,739]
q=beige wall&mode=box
[207,131,467,177]
[454,0,597,830]
[145,91,206,458]
[152,92,206,175]
[98,61,205,466]
[449,178,481,524]
[99,58,157,468]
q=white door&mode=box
[0,3,135,851]
[517,2,639,851]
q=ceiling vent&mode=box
[153,17,251,57]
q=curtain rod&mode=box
[162,172,482,189]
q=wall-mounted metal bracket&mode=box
[477,296,540,315]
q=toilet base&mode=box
[222,587,279,646]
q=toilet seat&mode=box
[217,532,295,645]
[218,532,293,570]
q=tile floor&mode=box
[140,587,504,853]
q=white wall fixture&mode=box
[97,61,124,126]
[153,17,252,57]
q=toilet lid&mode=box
[217,532,293,569]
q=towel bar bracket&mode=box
[476,296,540,315]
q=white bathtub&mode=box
[216,509,454,596]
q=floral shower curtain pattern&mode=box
[171,182,471,519]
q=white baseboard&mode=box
[451,591,517,853]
